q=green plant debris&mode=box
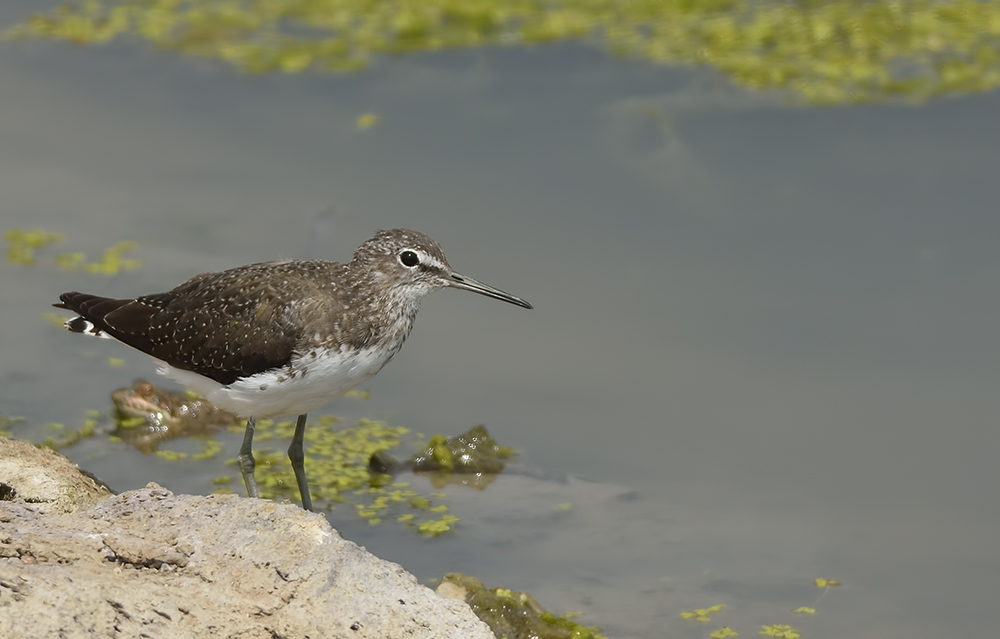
[409,424,515,474]
[56,241,143,275]
[8,1,1000,104]
[554,502,572,510]
[38,414,103,449]
[416,515,460,536]
[711,628,739,639]
[681,604,726,623]
[0,414,26,438]
[814,578,840,588]
[4,229,64,264]
[356,113,379,129]
[191,438,224,460]
[43,313,70,328]
[115,416,149,429]
[242,416,406,502]
[792,607,816,615]
[155,449,189,461]
[409,496,431,510]
[5,229,142,274]
[441,573,608,639]
[759,625,800,639]
[232,416,459,532]
[108,358,126,367]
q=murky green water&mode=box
[3,2,1000,637]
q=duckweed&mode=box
[8,0,1000,104]
[356,113,379,129]
[759,625,800,639]
[441,573,608,639]
[4,229,64,265]
[417,514,459,537]
[0,414,26,438]
[5,229,142,275]
[681,604,726,623]
[154,449,188,461]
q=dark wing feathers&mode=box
[56,265,311,385]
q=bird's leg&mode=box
[288,413,313,511]
[237,416,259,499]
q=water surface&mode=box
[2,3,999,637]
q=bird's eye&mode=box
[399,250,420,267]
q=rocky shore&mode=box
[0,438,493,639]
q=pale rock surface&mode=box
[0,439,493,639]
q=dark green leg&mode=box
[237,416,258,499]
[288,413,313,511]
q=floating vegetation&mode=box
[243,416,461,534]
[683,577,843,637]
[438,573,608,639]
[356,113,379,130]
[0,414,26,438]
[4,229,64,265]
[759,625,800,639]
[37,415,100,450]
[54,241,143,275]
[4,229,142,275]
[681,604,726,623]
[6,0,1000,104]
[371,424,516,490]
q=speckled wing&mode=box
[56,265,306,385]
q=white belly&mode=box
[158,344,399,419]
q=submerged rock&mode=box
[111,380,239,453]
[371,424,516,490]
[438,573,607,639]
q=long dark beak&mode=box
[447,272,533,309]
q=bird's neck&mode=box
[335,269,423,352]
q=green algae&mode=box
[4,229,64,265]
[5,229,142,275]
[238,415,462,534]
[439,573,608,639]
[7,0,1000,104]
[682,577,844,637]
[681,603,726,623]
[382,424,515,476]
[0,414,26,439]
[37,414,101,450]
[244,416,407,502]
[54,241,143,275]
[759,625,800,638]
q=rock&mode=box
[0,437,112,514]
[0,440,493,639]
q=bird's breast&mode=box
[198,341,404,419]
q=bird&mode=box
[55,228,532,511]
